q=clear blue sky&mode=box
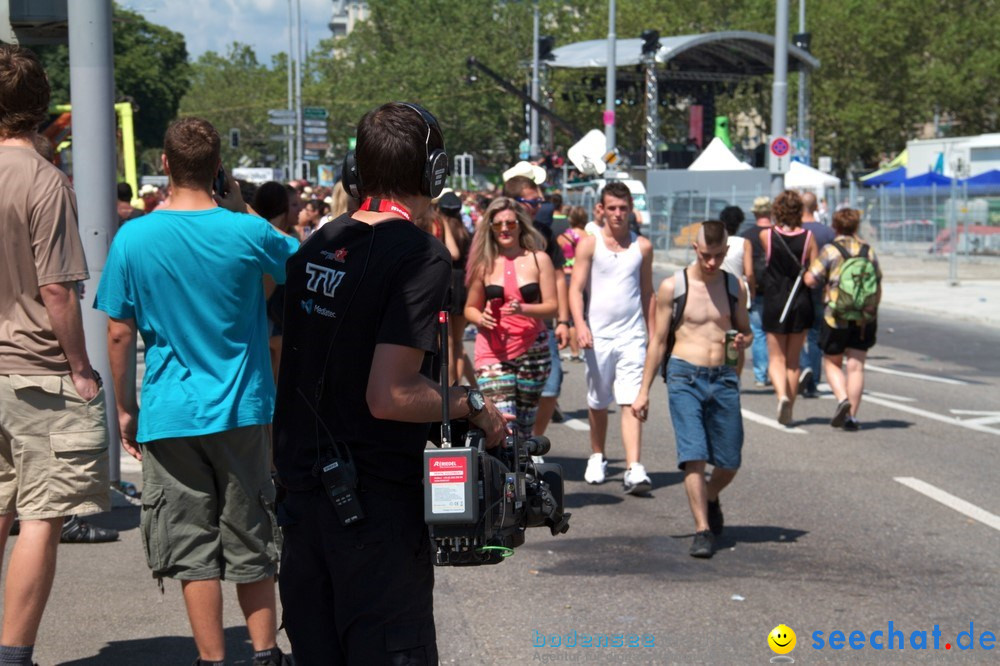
[124,0,334,63]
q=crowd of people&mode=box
[0,42,883,666]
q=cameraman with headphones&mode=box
[272,102,508,664]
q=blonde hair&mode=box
[466,197,546,285]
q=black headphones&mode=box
[341,102,449,200]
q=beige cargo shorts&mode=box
[0,374,111,520]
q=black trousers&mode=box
[278,486,438,665]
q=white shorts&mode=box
[584,336,646,409]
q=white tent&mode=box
[688,137,752,171]
[784,160,840,191]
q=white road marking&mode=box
[894,477,1000,532]
[819,383,916,403]
[562,418,590,432]
[866,391,917,403]
[866,363,968,386]
[863,395,1000,436]
[949,410,1000,425]
[740,409,808,434]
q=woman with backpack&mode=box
[804,207,881,431]
[760,190,818,425]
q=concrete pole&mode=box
[68,0,121,484]
[294,0,304,179]
[797,0,807,141]
[605,0,616,174]
[770,0,789,196]
[530,1,540,159]
[286,0,294,180]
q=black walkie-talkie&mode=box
[320,456,364,526]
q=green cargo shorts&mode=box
[140,425,280,583]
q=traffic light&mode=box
[539,35,555,61]
[641,29,660,56]
[229,128,240,149]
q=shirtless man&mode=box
[632,220,752,558]
[570,182,654,495]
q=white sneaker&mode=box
[584,453,607,484]
[623,463,652,495]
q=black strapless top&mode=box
[485,282,541,303]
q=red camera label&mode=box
[429,457,468,484]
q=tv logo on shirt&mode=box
[305,263,346,298]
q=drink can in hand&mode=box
[725,329,739,366]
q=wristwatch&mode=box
[464,387,486,419]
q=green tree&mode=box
[179,44,289,169]
[34,3,190,157]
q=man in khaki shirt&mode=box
[0,45,109,666]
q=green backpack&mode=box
[830,242,879,322]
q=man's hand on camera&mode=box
[470,398,513,449]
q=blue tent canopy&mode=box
[861,167,906,187]
[896,172,953,188]
[963,170,1000,185]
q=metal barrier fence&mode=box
[849,182,1000,258]
[636,181,1000,262]
[646,185,770,254]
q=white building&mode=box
[329,0,369,39]
[906,133,1000,179]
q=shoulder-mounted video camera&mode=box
[422,312,571,566]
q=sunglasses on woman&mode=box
[490,219,520,230]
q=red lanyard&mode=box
[359,197,411,221]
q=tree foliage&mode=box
[153,0,1000,178]
[35,3,190,156]
[179,44,289,169]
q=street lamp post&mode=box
[604,0,616,174]
[770,0,790,196]
[530,0,540,159]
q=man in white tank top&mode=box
[569,182,654,494]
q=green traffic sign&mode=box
[303,107,328,120]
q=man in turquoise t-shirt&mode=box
[94,117,298,666]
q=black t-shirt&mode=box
[534,220,566,270]
[273,214,451,493]
[740,224,768,296]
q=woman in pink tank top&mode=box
[464,198,558,439]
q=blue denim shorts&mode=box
[666,357,744,470]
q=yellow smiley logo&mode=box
[768,624,797,655]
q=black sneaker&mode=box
[707,499,724,536]
[843,417,860,432]
[689,530,715,558]
[831,399,851,428]
[60,515,119,543]
[798,368,813,395]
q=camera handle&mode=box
[438,311,452,448]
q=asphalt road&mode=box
[4,307,998,665]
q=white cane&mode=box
[779,271,804,325]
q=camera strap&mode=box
[303,221,376,473]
